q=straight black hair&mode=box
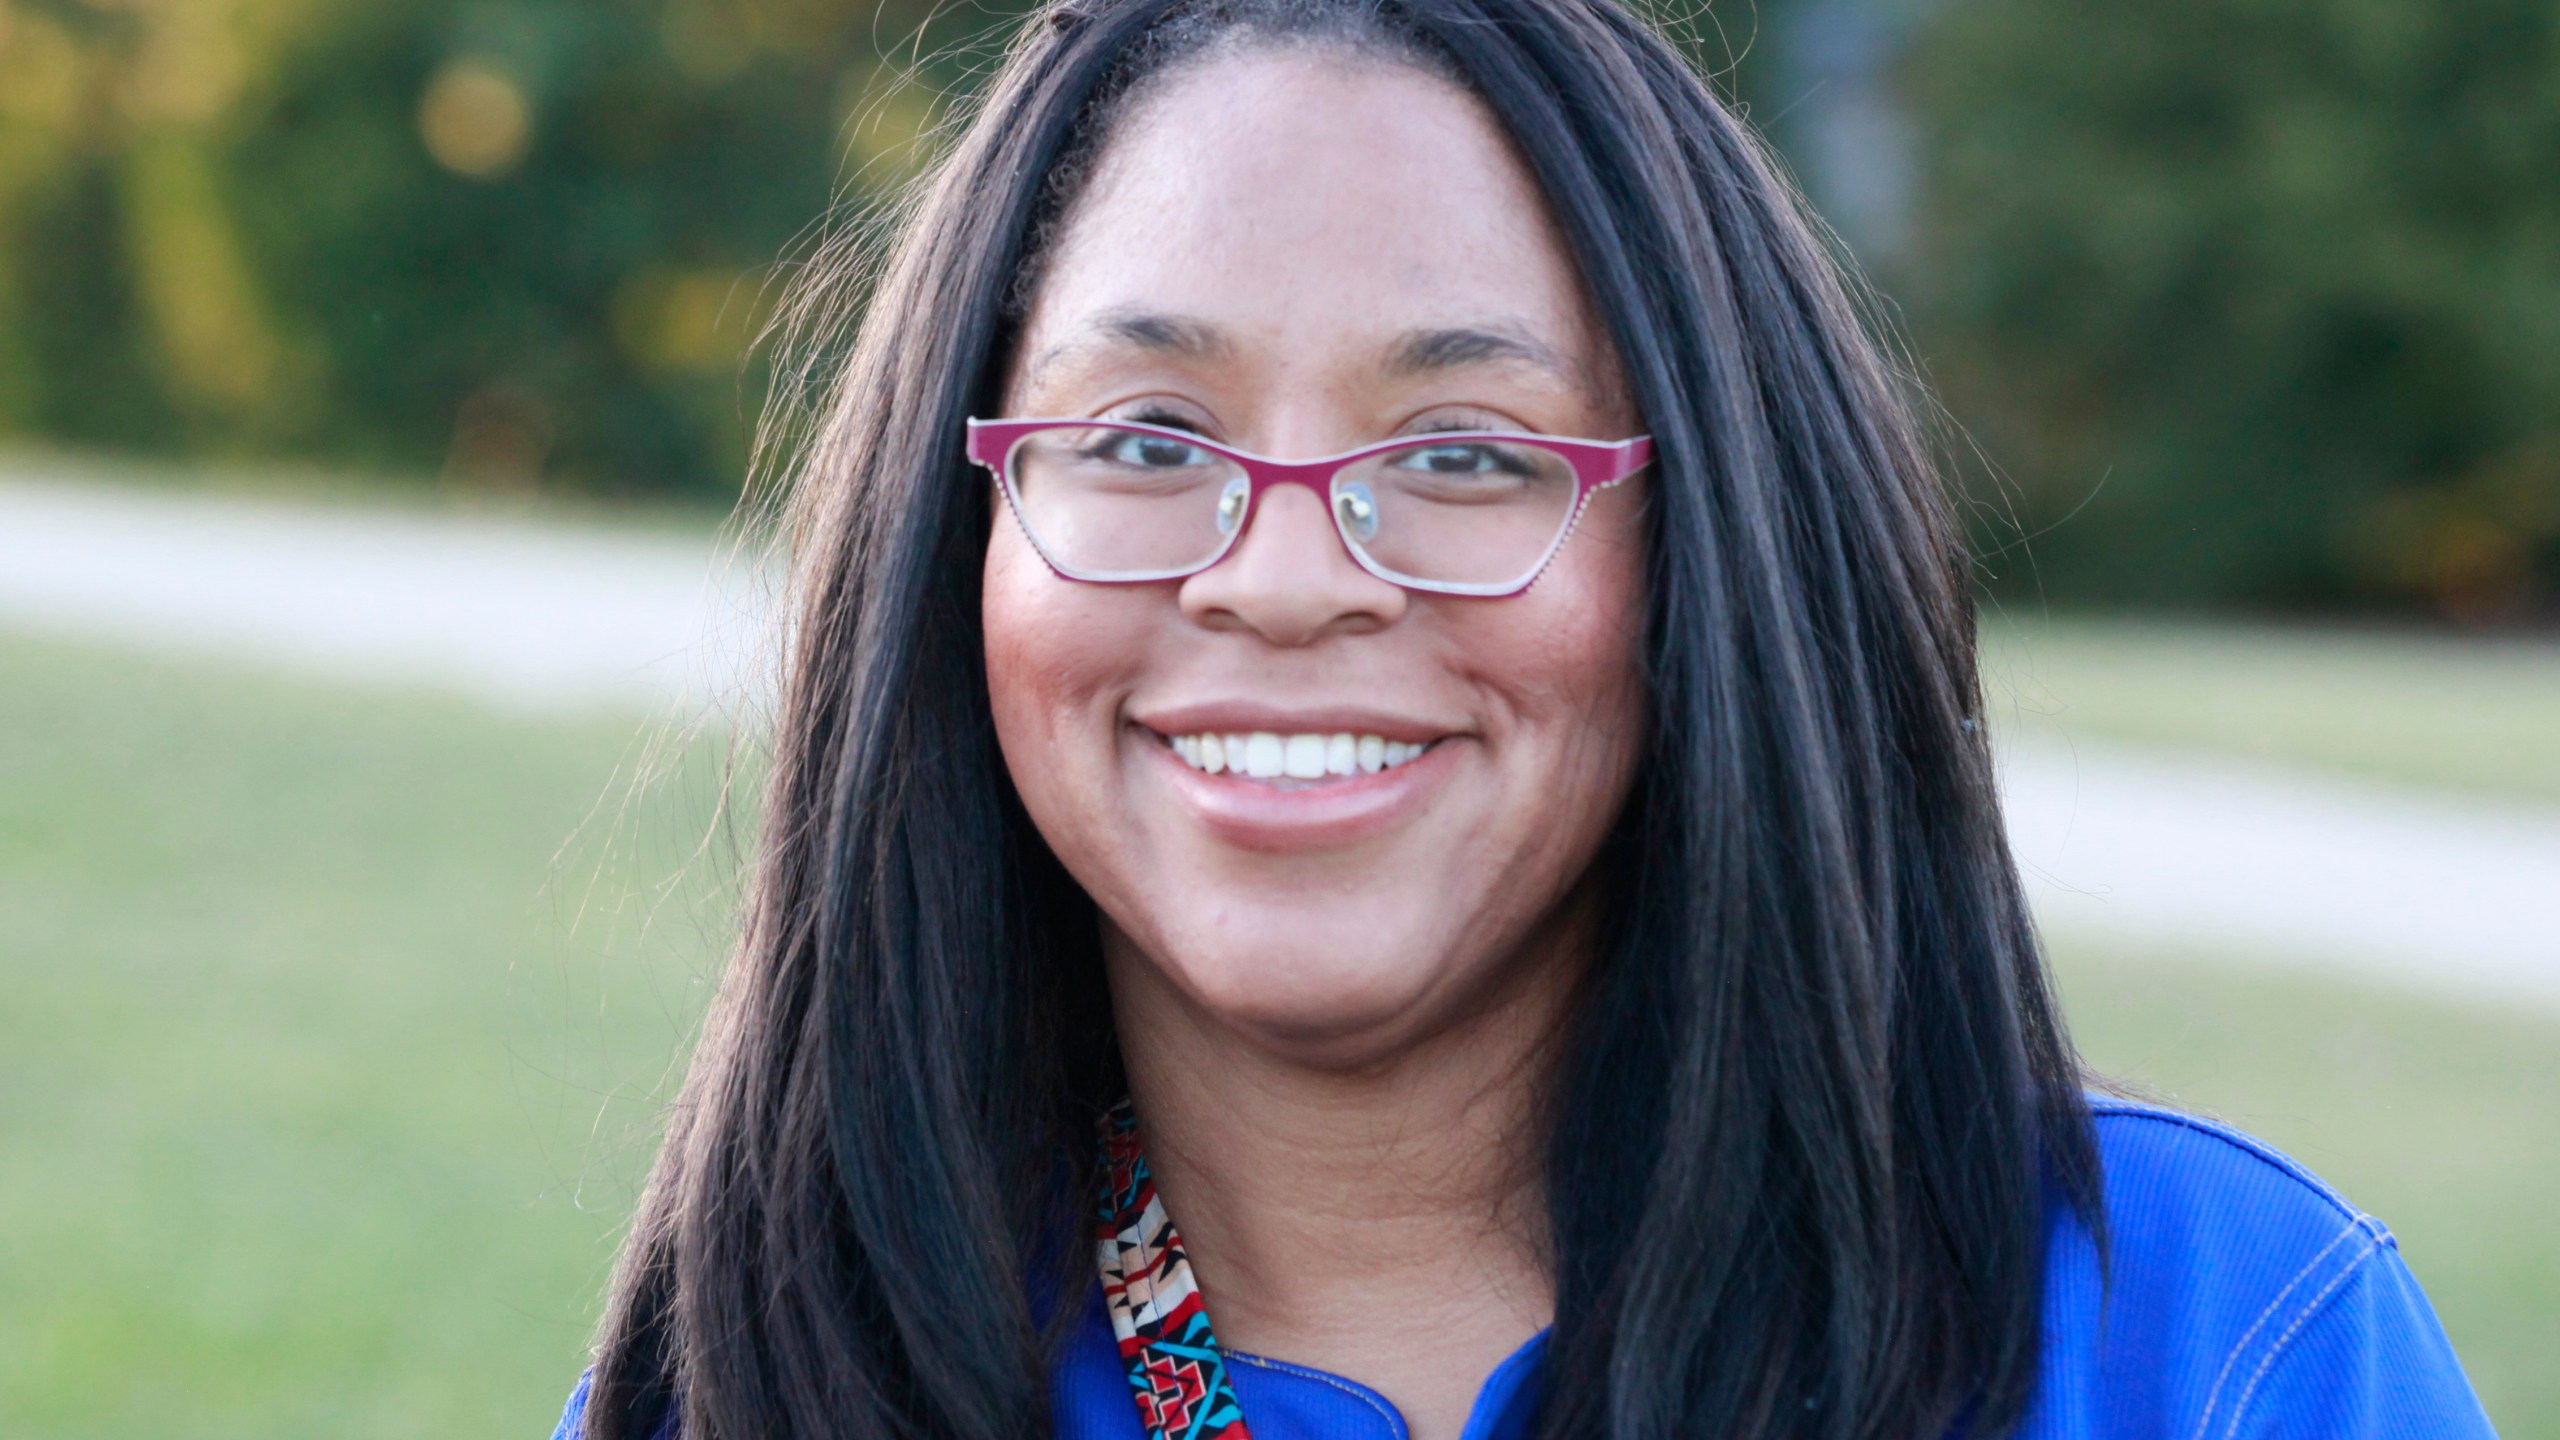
[582,0,2103,1436]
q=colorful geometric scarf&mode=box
[1097,1101,1256,1440]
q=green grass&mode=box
[2052,939,2560,1432]
[1982,616,2560,806]
[0,634,736,1439]
[0,631,2548,1434]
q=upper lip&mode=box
[1132,702,1461,745]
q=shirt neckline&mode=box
[1091,1101,1551,1440]
[1071,1280,1552,1440]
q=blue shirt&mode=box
[552,1099,2497,1440]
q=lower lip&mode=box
[1138,731,1455,852]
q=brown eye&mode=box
[1087,431,1214,469]
[1391,441,1541,481]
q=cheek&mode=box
[1496,503,1648,769]
[985,518,1118,750]
[982,514,1158,865]
[1463,502,1651,902]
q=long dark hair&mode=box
[582,0,2102,1436]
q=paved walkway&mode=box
[6,475,2555,1008]
[0,475,769,713]
[2000,740,2560,1009]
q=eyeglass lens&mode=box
[1003,425,1582,589]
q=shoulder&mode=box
[2017,1097,2494,1439]
[2086,1095,2381,1262]
[547,1371,677,1440]
[2075,1097,2395,1379]
[550,1372,590,1440]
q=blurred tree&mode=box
[0,0,990,499]
[1906,0,2560,620]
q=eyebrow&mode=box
[1381,324,1572,381]
[1020,308,1234,390]
[1098,310,1232,359]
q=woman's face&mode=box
[986,48,1647,1067]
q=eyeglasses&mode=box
[965,418,1653,598]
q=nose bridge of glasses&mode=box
[1242,455,1350,496]
[1222,463,1372,576]
[1235,457,1381,558]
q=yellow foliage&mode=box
[661,0,755,83]
[0,5,89,138]
[418,58,533,179]
[659,0,855,86]
[119,0,251,125]
[837,63,944,180]
[612,266,760,374]
[119,136,290,417]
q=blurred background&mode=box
[0,0,2553,1434]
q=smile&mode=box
[1163,730,1438,782]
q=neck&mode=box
[1105,930,1581,1440]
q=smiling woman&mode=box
[553,1,2495,1439]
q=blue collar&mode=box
[1051,1280,1549,1440]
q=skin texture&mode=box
[984,48,1647,1440]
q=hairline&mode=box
[1004,12,1472,327]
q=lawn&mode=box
[0,633,736,1439]
[1982,614,2560,806]
[0,628,2549,1435]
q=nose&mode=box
[1178,481,1408,644]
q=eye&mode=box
[1085,430,1213,469]
[1131,433,1210,467]
[1393,441,1539,478]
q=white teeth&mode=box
[1325,733,1356,776]
[1282,733,1327,779]
[1245,732,1286,778]
[1164,729,1434,778]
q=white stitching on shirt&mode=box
[2087,1103,2366,1228]
[2217,1226,2385,1440]
[1227,1352,1410,1440]
[2186,1216,2368,1440]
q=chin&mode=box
[1150,925,1465,1057]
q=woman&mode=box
[557,0,2494,1435]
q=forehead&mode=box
[1012,47,1612,399]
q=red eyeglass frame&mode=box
[964,416,1654,598]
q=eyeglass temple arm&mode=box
[1604,436,1654,482]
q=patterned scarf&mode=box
[1097,1100,1256,1440]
